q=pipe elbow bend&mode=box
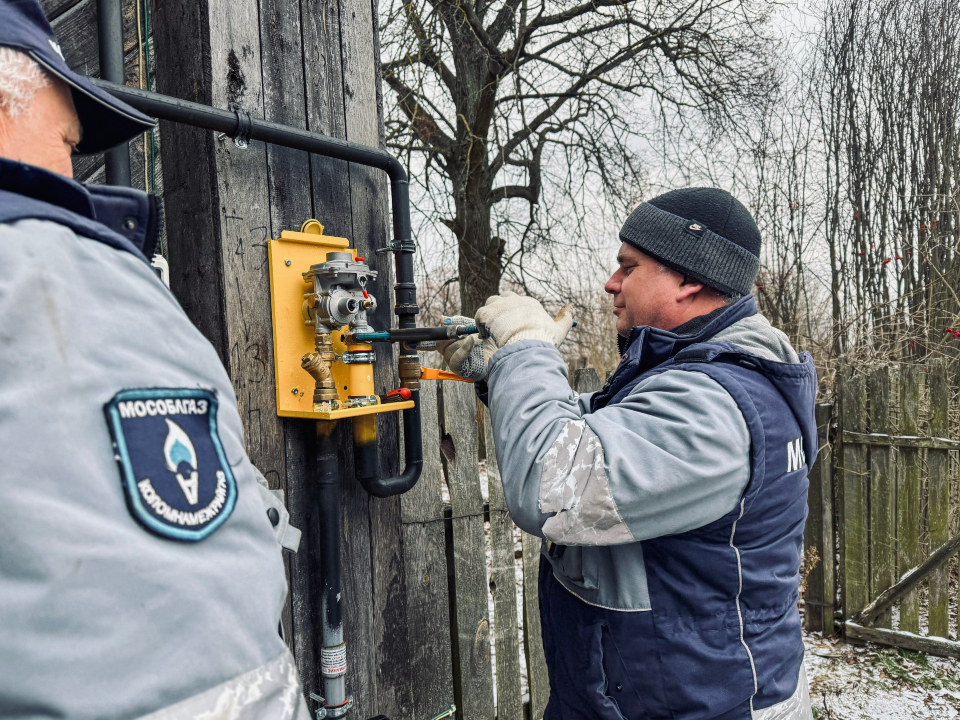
[359,461,424,498]
[353,399,423,498]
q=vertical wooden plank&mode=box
[804,404,827,632]
[400,382,455,719]
[898,365,922,633]
[206,0,285,489]
[522,531,549,720]
[155,0,285,481]
[153,0,225,358]
[442,380,495,720]
[301,0,352,220]
[927,361,950,637]
[258,0,314,233]
[337,423,378,719]
[367,471,410,720]
[868,367,895,628]
[819,404,837,635]
[256,0,314,661]
[285,419,322,696]
[803,416,823,632]
[337,1,412,714]
[483,407,524,720]
[573,367,601,394]
[299,1,379,714]
[840,369,868,620]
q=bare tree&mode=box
[380,0,780,314]
[666,0,960,369]
[816,0,960,361]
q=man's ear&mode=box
[677,275,705,301]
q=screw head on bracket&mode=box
[285,260,292,267]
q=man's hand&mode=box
[475,291,574,348]
[436,294,573,380]
[435,333,495,381]
[433,315,492,381]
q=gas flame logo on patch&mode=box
[163,419,200,505]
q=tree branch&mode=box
[382,73,456,158]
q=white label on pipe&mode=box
[321,644,347,677]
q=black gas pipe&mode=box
[95,0,131,186]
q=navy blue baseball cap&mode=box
[0,0,156,154]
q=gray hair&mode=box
[0,47,50,119]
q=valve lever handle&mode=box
[420,368,473,384]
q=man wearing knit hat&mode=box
[438,188,817,719]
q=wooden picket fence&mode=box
[803,360,960,657]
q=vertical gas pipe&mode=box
[315,420,348,714]
[352,161,423,497]
[96,0,131,186]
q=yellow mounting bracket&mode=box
[267,220,414,419]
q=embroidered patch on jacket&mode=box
[104,388,238,541]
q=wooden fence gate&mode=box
[803,360,960,658]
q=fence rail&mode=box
[803,360,960,657]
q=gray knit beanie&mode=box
[619,187,761,297]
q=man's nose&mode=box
[604,272,620,295]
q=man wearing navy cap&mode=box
[0,2,309,718]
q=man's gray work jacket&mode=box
[0,158,308,719]
[486,297,817,720]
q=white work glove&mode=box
[435,315,496,381]
[475,291,574,349]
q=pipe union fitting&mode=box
[398,355,421,390]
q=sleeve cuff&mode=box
[489,338,558,370]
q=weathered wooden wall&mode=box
[148,0,412,716]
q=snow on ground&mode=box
[803,561,960,718]
[804,633,960,719]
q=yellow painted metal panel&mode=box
[267,222,406,419]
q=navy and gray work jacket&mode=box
[485,297,817,719]
[0,157,308,719]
